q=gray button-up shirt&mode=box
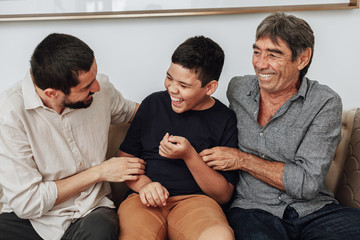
[228,75,342,218]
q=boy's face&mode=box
[164,63,214,114]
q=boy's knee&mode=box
[199,225,234,240]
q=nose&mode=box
[167,81,178,94]
[90,79,100,93]
[254,54,269,70]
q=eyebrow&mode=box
[167,72,192,87]
[83,79,96,90]
[253,43,284,55]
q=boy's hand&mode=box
[159,133,196,160]
[139,182,169,207]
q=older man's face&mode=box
[252,36,302,94]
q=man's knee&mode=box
[63,207,119,240]
[228,207,288,240]
[86,207,119,238]
[0,212,43,240]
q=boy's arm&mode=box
[159,133,234,204]
[117,150,151,192]
[117,150,169,207]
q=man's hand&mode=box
[199,146,242,171]
[97,157,145,182]
[139,182,169,207]
[159,133,196,160]
[55,157,145,206]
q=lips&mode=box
[258,73,274,79]
[85,95,93,101]
[170,96,183,106]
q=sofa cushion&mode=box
[336,108,360,208]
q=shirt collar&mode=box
[293,75,308,99]
[22,71,46,110]
[246,77,261,102]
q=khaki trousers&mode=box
[118,193,232,240]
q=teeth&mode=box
[171,96,182,102]
[259,73,273,78]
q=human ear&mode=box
[43,88,60,99]
[205,80,218,96]
[297,47,312,71]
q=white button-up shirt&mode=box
[0,72,136,239]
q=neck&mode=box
[260,87,298,107]
[192,96,215,111]
[35,86,65,114]
[257,87,298,127]
[201,96,216,110]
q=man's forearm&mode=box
[55,156,145,205]
[54,166,101,206]
[201,146,285,191]
[241,152,285,191]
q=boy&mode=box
[117,36,237,240]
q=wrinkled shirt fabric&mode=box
[228,75,342,218]
[0,72,136,239]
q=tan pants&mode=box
[117,193,232,240]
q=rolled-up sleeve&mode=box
[0,118,58,218]
[283,96,342,199]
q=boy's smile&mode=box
[164,63,215,114]
[170,95,184,106]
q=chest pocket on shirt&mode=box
[265,125,305,161]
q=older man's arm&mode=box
[201,97,342,199]
[200,147,285,191]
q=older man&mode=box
[0,33,145,240]
[200,13,360,239]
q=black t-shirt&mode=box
[120,91,238,196]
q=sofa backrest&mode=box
[0,186,2,212]
[335,108,360,208]
[106,123,130,208]
[326,109,357,194]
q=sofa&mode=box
[1,108,360,212]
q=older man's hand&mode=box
[199,146,242,171]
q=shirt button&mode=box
[278,195,282,200]
[259,132,264,136]
[68,138,73,142]
[262,154,266,158]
